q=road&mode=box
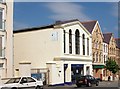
[43,81,119,89]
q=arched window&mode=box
[75,29,80,54]
[69,29,72,54]
[82,34,85,55]
[87,38,89,55]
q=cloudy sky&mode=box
[14,2,118,37]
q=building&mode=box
[115,38,120,80]
[81,20,104,80]
[115,38,120,65]
[14,19,93,85]
[102,39,108,80]
[103,33,116,61]
[103,33,117,80]
[0,0,14,80]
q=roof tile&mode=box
[103,33,112,44]
[81,20,97,33]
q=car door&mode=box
[27,77,36,88]
[90,76,96,84]
[19,77,29,89]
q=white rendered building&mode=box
[14,19,92,85]
[102,42,108,80]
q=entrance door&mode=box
[71,64,84,83]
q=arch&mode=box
[75,29,80,54]
[82,34,85,55]
[87,38,89,55]
[69,29,72,54]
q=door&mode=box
[19,77,29,88]
[90,76,96,84]
[27,77,36,88]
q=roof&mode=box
[81,20,97,33]
[14,19,80,33]
[103,33,113,44]
[115,38,120,49]
[14,24,54,33]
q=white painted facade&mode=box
[14,20,92,85]
[102,42,108,80]
[103,42,108,64]
[0,0,13,81]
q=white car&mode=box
[0,76,43,89]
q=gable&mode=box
[109,36,116,47]
[92,21,103,39]
[58,20,91,37]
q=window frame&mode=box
[0,8,5,30]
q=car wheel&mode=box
[87,82,91,87]
[96,82,99,86]
[35,86,43,89]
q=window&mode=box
[0,0,4,3]
[27,77,36,82]
[75,29,80,54]
[104,55,106,63]
[0,36,5,57]
[104,44,105,52]
[69,29,72,54]
[20,77,27,83]
[0,8,4,30]
[96,53,98,62]
[87,38,89,55]
[93,53,95,62]
[82,34,85,55]
[96,41,98,49]
[99,53,101,62]
[63,30,66,53]
[0,63,3,67]
[106,45,107,52]
[6,78,21,84]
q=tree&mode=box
[105,58,119,74]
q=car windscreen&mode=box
[80,76,86,79]
[5,78,21,84]
[76,76,86,80]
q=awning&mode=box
[93,65,104,69]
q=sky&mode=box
[14,2,118,38]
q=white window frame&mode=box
[0,8,5,31]
[0,0,5,3]
[0,35,5,58]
